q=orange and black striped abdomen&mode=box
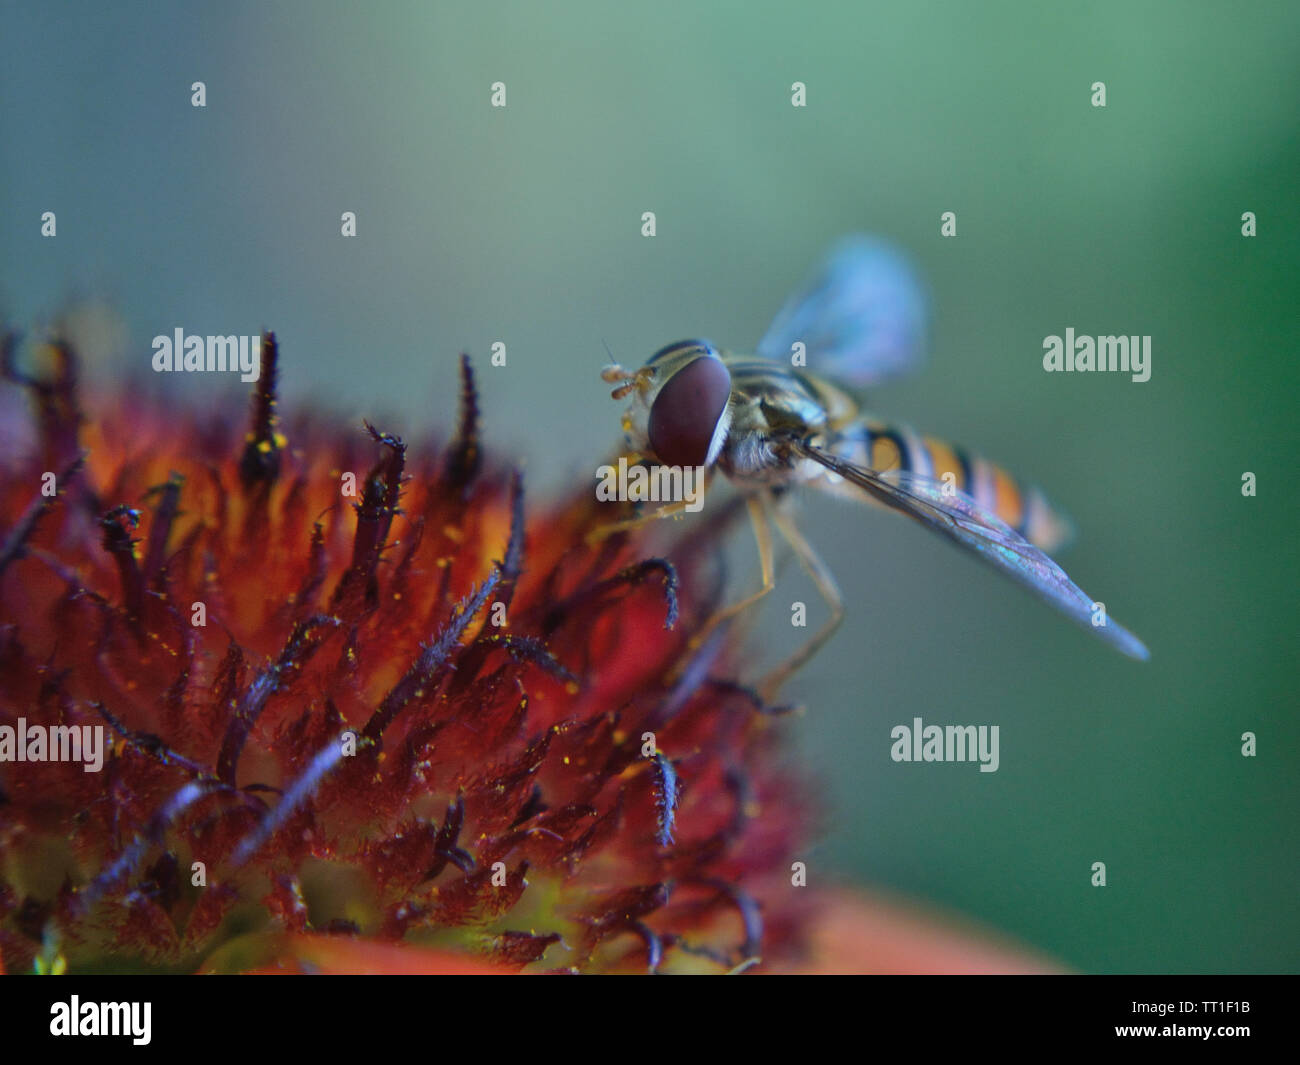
[830,418,1075,554]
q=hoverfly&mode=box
[601,236,1149,699]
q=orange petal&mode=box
[779,888,1064,974]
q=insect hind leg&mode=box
[757,503,844,703]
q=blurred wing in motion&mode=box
[791,439,1150,660]
[756,235,927,388]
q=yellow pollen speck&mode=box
[257,440,273,454]
[563,756,570,765]
[442,525,463,543]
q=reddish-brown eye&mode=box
[647,355,731,467]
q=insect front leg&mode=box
[587,461,714,545]
[586,495,697,545]
[757,502,845,702]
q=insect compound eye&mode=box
[647,354,731,468]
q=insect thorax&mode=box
[715,359,848,482]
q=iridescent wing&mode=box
[790,439,1150,660]
[756,235,927,388]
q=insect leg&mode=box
[686,492,776,650]
[757,502,844,702]
[586,464,712,545]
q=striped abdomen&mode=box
[825,417,1075,553]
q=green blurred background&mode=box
[2,0,1296,972]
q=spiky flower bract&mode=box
[0,331,814,974]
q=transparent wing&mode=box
[792,439,1150,660]
[756,235,927,388]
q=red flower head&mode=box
[0,330,816,974]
